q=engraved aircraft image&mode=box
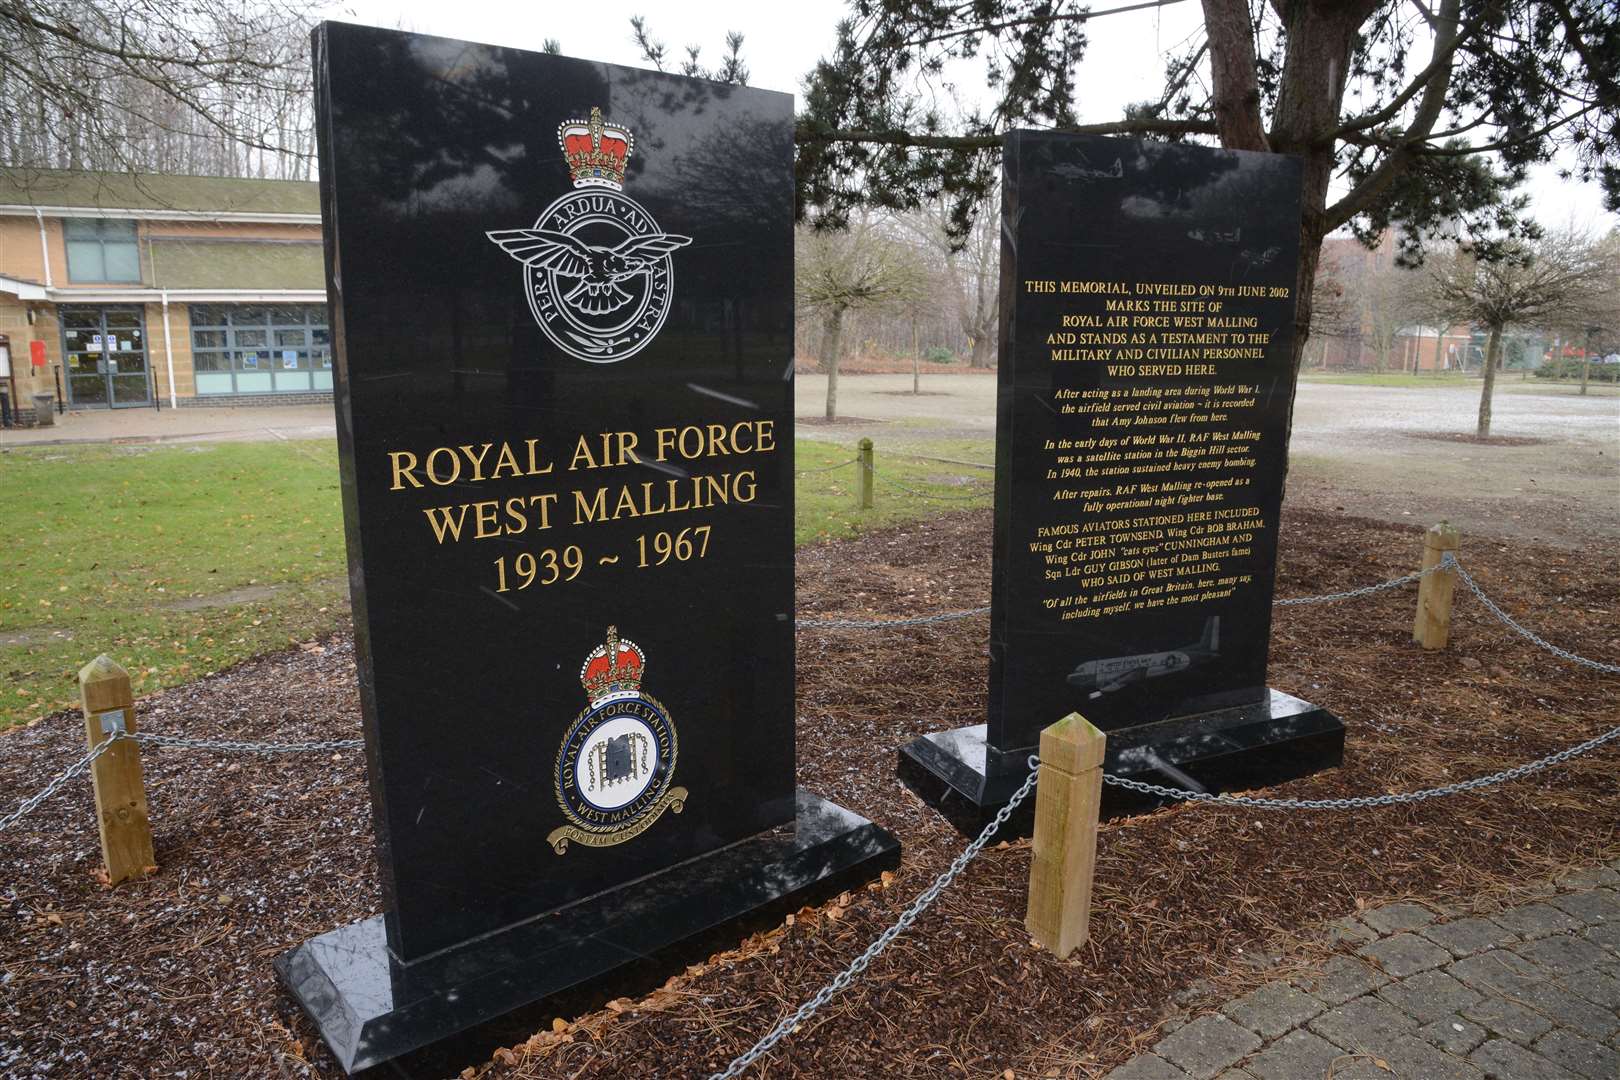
[1067,616,1221,698]
[487,228,693,316]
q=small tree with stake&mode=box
[1425,228,1614,436]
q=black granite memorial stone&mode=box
[899,131,1344,834]
[279,23,897,1073]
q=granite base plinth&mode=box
[897,689,1344,837]
[276,789,899,1075]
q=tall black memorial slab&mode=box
[900,132,1343,834]
[279,23,897,1073]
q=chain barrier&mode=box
[795,563,1443,630]
[1452,557,1620,675]
[0,739,117,834]
[1271,562,1443,606]
[1104,719,1620,810]
[796,607,990,630]
[710,754,1042,1080]
[795,458,860,476]
[871,468,991,502]
[0,731,363,834]
[133,732,364,754]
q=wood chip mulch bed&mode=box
[2,507,1617,1079]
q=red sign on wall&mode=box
[29,340,46,367]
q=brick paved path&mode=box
[1105,862,1620,1080]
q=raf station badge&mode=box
[548,627,686,854]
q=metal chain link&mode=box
[795,458,861,476]
[710,754,1042,1080]
[1451,557,1620,675]
[133,732,364,753]
[871,469,992,502]
[796,607,990,630]
[1104,720,1620,810]
[797,563,1446,630]
[0,738,118,834]
[1272,562,1443,606]
[0,731,363,834]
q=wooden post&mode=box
[1025,712,1106,958]
[1412,522,1460,651]
[78,655,156,885]
[856,437,874,510]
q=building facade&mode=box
[1314,232,1474,372]
[0,168,326,422]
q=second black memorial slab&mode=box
[901,131,1343,832]
[284,23,897,1072]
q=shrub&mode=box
[1535,357,1619,382]
[923,346,955,364]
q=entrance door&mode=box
[61,306,152,408]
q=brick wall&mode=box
[176,391,332,408]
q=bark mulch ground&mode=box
[2,507,1617,1079]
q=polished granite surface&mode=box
[902,132,1342,832]
[277,790,899,1073]
[314,20,799,963]
[900,690,1343,835]
[988,131,1306,750]
[295,22,900,1074]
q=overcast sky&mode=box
[322,0,1615,234]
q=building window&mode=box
[190,304,331,396]
[64,218,141,283]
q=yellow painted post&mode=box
[77,655,156,886]
[1025,712,1107,958]
[1413,522,1460,651]
[856,438,874,510]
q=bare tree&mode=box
[893,191,1000,369]
[1,0,315,179]
[1344,255,1430,372]
[796,216,930,419]
[787,0,1616,384]
[1427,229,1615,435]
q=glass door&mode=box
[62,309,109,405]
[60,306,151,407]
[103,308,151,407]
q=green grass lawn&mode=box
[1,437,993,726]
[793,438,992,544]
[0,442,349,727]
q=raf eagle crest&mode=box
[488,107,691,363]
[486,229,691,316]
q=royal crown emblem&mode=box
[487,105,690,363]
[558,107,633,190]
[580,626,644,700]
[548,626,686,855]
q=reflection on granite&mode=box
[900,130,1343,835]
[276,790,899,1073]
[899,689,1343,836]
[313,19,802,963]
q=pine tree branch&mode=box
[1324,0,1461,230]
[795,117,1217,150]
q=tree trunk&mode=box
[911,319,920,394]
[1267,1,1381,377]
[969,331,993,368]
[824,307,845,421]
[817,316,836,375]
[1477,325,1502,438]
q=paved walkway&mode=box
[0,404,333,447]
[1107,862,1620,1080]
